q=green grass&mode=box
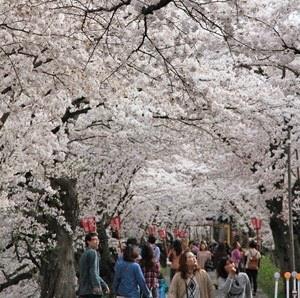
[258,255,284,298]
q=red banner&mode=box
[173,228,188,238]
[80,216,96,233]
[110,216,121,231]
[179,230,188,238]
[148,225,157,235]
[251,218,262,230]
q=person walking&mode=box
[168,239,182,281]
[113,244,152,298]
[231,241,243,271]
[140,244,160,298]
[78,232,110,298]
[148,235,161,263]
[216,257,252,298]
[197,241,212,270]
[168,249,214,298]
[213,242,228,269]
[245,241,261,296]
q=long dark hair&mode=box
[249,240,257,249]
[178,249,200,279]
[141,244,155,270]
[216,257,239,279]
[172,239,182,256]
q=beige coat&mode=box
[168,270,214,298]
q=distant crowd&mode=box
[77,233,261,298]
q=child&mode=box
[158,273,168,298]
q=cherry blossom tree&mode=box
[0,0,299,296]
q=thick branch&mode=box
[52,107,91,134]
[0,268,36,292]
[142,0,173,15]
[85,0,131,13]
[0,112,10,130]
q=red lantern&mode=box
[251,217,262,230]
[110,216,121,231]
[80,216,96,233]
[179,230,188,238]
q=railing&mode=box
[274,271,300,298]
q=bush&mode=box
[258,255,284,298]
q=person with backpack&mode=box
[245,240,261,296]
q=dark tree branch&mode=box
[0,112,10,130]
[237,63,299,77]
[52,107,91,134]
[0,268,37,292]
[1,86,12,94]
[0,47,23,92]
[142,0,173,15]
[85,0,131,13]
[0,23,43,36]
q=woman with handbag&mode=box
[197,242,212,270]
[245,241,261,296]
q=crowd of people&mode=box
[77,232,261,298]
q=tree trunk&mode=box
[269,215,290,272]
[267,197,300,272]
[40,177,79,298]
[98,219,115,291]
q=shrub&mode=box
[258,255,284,298]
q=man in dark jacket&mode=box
[79,232,110,298]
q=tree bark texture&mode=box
[40,177,79,298]
[268,197,300,272]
